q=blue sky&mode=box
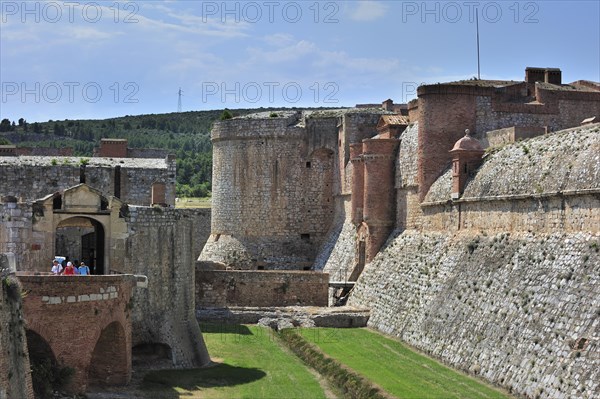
[1,0,599,122]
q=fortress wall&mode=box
[417,84,600,200]
[0,254,34,399]
[475,94,600,135]
[196,270,329,308]
[123,207,211,368]
[0,159,174,206]
[0,202,35,271]
[419,193,599,233]
[0,164,79,201]
[349,230,600,399]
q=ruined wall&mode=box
[349,230,599,399]
[196,270,329,308]
[0,157,175,206]
[0,254,34,399]
[205,111,337,269]
[123,207,211,368]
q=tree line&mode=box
[0,107,307,198]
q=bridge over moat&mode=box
[17,273,147,394]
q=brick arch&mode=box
[25,329,57,397]
[88,321,129,386]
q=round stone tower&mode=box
[200,111,338,270]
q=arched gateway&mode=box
[28,184,127,274]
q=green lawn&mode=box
[175,197,211,208]
[299,328,512,399]
[141,324,328,398]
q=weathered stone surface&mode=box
[0,254,34,399]
[349,230,600,399]
[197,269,329,308]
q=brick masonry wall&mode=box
[196,270,329,307]
[0,255,34,399]
[19,275,136,394]
[124,207,211,368]
[349,230,600,399]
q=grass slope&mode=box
[142,323,327,399]
[299,328,512,399]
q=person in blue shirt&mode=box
[78,261,91,276]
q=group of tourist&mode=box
[51,258,91,275]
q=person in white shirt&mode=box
[51,260,63,275]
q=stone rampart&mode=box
[425,124,600,203]
[349,230,600,399]
[0,254,33,399]
[123,207,211,368]
[196,270,329,307]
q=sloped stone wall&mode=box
[349,230,600,399]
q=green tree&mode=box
[0,118,12,132]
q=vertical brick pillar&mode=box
[350,143,364,225]
[362,138,399,262]
[449,129,484,199]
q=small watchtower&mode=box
[449,129,484,199]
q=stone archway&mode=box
[55,217,106,275]
[26,329,59,397]
[88,321,129,387]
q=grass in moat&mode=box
[175,196,211,208]
[297,327,513,399]
[140,323,328,399]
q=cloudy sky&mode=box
[1,0,598,122]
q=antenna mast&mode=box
[177,88,183,113]
[476,8,481,79]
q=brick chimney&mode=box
[99,139,128,158]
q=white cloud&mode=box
[263,33,295,47]
[349,1,388,22]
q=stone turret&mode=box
[362,138,400,261]
[449,129,484,199]
[350,143,365,225]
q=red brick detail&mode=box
[151,182,166,206]
[362,138,399,262]
[98,139,128,158]
[417,91,476,201]
[350,143,364,225]
[18,275,136,394]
